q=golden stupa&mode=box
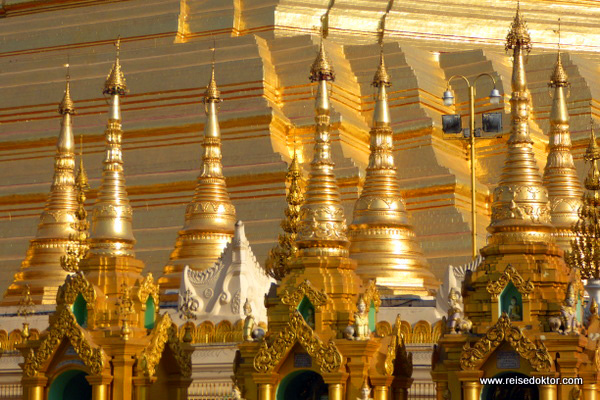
[348,45,438,296]
[16,40,193,400]
[1,76,79,306]
[432,8,600,400]
[542,36,583,252]
[159,56,237,298]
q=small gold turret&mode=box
[160,49,237,296]
[265,151,305,280]
[87,37,135,257]
[1,69,78,305]
[566,124,600,279]
[542,22,583,251]
[349,45,438,296]
[488,5,553,244]
[296,39,348,255]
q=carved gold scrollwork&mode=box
[253,311,342,374]
[362,280,381,311]
[137,273,159,306]
[281,280,329,310]
[383,314,412,377]
[56,271,97,305]
[23,307,105,377]
[139,314,191,378]
[486,264,534,299]
[460,314,552,372]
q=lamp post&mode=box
[441,73,501,259]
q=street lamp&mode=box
[440,73,502,260]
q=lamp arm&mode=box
[473,73,497,88]
[446,74,471,89]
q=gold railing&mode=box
[408,381,436,399]
[0,384,22,399]
[188,381,234,399]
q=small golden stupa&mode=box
[1,73,79,306]
[432,8,600,400]
[159,54,237,298]
[542,33,583,251]
[348,45,439,296]
[17,39,193,400]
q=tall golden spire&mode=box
[542,20,583,251]
[1,68,78,305]
[160,46,236,295]
[565,124,600,279]
[348,45,438,295]
[488,6,553,243]
[265,151,305,280]
[87,37,136,257]
[296,38,348,255]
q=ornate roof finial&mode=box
[297,32,348,255]
[104,36,127,95]
[160,45,236,295]
[489,4,553,244]
[265,151,305,280]
[310,39,335,82]
[59,63,75,115]
[505,0,531,52]
[348,45,438,295]
[542,20,582,251]
[550,19,568,87]
[372,44,391,89]
[204,41,221,103]
[88,36,136,257]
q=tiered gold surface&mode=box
[542,50,583,251]
[1,79,78,305]
[349,48,438,296]
[160,62,236,295]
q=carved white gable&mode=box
[178,221,274,324]
[436,255,482,313]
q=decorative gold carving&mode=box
[23,307,105,376]
[265,152,304,281]
[137,273,159,306]
[253,311,342,374]
[362,280,381,311]
[17,285,35,319]
[565,125,600,279]
[56,271,96,305]
[460,314,552,372]
[116,282,134,340]
[139,313,192,378]
[280,280,329,310]
[384,316,413,377]
[486,264,534,299]
[298,206,348,240]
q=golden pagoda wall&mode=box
[3,0,600,296]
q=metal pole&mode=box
[469,85,477,259]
